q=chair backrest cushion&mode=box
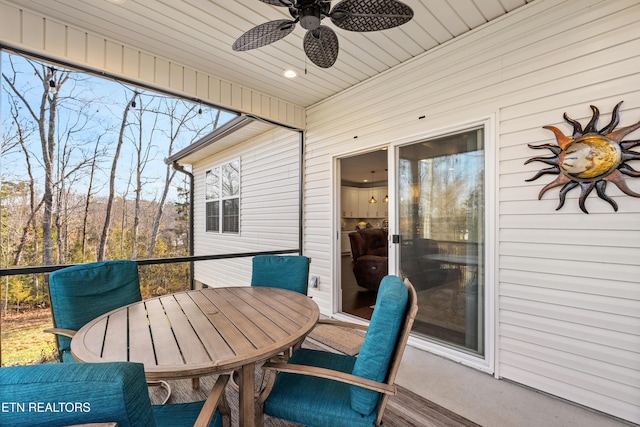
[350,275,408,415]
[250,255,310,295]
[0,362,156,427]
[48,260,142,356]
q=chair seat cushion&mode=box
[153,401,223,427]
[264,348,379,427]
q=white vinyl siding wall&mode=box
[303,0,640,423]
[0,1,304,129]
[192,127,300,287]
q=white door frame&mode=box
[330,114,496,374]
[386,115,496,374]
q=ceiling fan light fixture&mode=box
[299,4,322,30]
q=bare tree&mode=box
[2,60,72,266]
[120,168,132,258]
[130,98,155,259]
[81,137,105,259]
[52,87,101,263]
[4,96,42,267]
[147,103,220,257]
[97,91,138,261]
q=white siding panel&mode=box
[191,126,301,288]
[170,62,183,93]
[501,310,640,355]
[183,68,196,97]
[500,296,639,344]
[0,3,21,41]
[303,0,640,422]
[45,19,66,56]
[22,11,43,50]
[105,40,123,73]
[122,47,138,78]
[86,34,104,68]
[155,58,170,89]
[499,358,639,424]
[499,351,639,421]
[67,28,86,63]
[0,2,304,129]
[139,52,155,83]
[500,333,640,395]
[500,269,638,300]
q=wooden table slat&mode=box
[161,296,210,364]
[145,298,184,366]
[218,288,290,342]
[174,292,236,361]
[128,303,157,365]
[198,290,256,356]
[232,289,300,335]
[79,317,107,359]
[101,308,128,359]
[249,287,312,325]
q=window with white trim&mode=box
[205,159,240,233]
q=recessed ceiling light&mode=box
[283,69,297,79]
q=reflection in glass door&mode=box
[398,128,485,354]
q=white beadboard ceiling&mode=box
[5,0,535,108]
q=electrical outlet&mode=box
[309,275,319,288]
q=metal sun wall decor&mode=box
[525,101,640,213]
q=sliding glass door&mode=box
[397,127,485,354]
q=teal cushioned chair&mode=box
[0,362,229,427]
[46,260,143,363]
[251,255,310,295]
[46,260,172,403]
[258,275,418,427]
[229,255,312,392]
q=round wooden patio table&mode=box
[71,286,319,427]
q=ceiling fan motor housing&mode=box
[292,0,331,30]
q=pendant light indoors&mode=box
[383,168,388,202]
[369,171,377,204]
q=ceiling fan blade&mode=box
[330,0,414,32]
[304,25,339,68]
[259,0,294,6]
[232,19,296,51]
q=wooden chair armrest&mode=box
[194,374,230,427]
[316,319,368,332]
[44,327,77,338]
[262,362,396,395]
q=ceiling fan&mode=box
[232,0,414,68]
